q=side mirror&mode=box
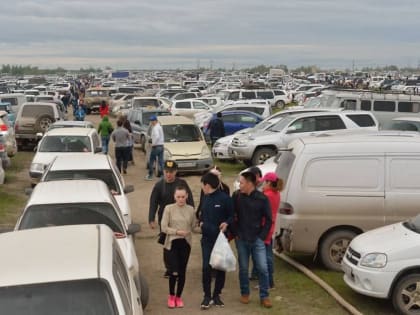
[94,147,102,153]
[127,223,141,235]
[124,185,134,194]
[134,120,141,125]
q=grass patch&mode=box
[215,160,246,177]
[285,253,397,314]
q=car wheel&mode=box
[319,230,357,271]
[251,148,276,166]
[275,100,285,109]
[35,115,54,133]
[136,273,149,309]
[393,273,420,315]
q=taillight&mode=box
[279,202,294,215]
[114,232,126,239]
[0,143,5,152]
[0,124,7,131]
[14,122,19,132]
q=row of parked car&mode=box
[1,120,149,314]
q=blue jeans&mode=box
[266,240,274,288]
[148,145,164,177]
[235,238,270,299]
[101,135,110,154]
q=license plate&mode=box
[177,162,196,168]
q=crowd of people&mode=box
[148,160,283,310]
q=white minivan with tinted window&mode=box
[275,131,420,271]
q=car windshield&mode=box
[403,215,420,234]
[0,279,117,315]
[163,124,203,142]
[132,99,159,108]
[267,117,294,132]
[19,203,125,234]
[44,170,120,194]
[38,136,91,152]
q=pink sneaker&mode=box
[167,295,176,308]
[175,296,184,308]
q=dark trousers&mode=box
[115,146,129,172]
[201,238,226,298]
[164,239,191,297]
[148,145,164,177]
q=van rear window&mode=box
[346,114,376,127]
[398,102,420,113]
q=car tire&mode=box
[35,115,54,133]
[136,273,149,310]
[275,100,285,109]
[392,273,420,315]
[319,230,357,271]
[251,147,276,166]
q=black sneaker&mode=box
[200,296,211,309]
[212,295,224,307]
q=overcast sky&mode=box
[0,0,419,70]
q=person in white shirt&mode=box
[145,115,164,180]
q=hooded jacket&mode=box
[98,116,113,137]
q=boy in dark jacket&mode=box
[199,172,233,309]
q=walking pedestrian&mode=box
[121,114,134,165]
[145,115,164,180]
[207,112,225,146]
[97,115,114,154]
[111,119,130,174]
[161,185,200,308]
[99,100,110,118]
[148,160,195,278]
[260,172,283,290]
[232,171,273,308]
[198,172,234,309]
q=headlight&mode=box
[360,253,387,268]
[30,163,45,173]
[235,138,249,146]
[201,146,211,158]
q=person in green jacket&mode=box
[98,115,114,154]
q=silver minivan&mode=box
[275,131,420,271]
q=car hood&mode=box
[31,152,91,167]
[165,141,205,156]
[350,222,420,263]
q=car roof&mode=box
[48,154,112,171]
[158,115,193,124]
[0,225,112,287]
[287,110,373,119]
[217,110,263,118]
[50,120,94,127]
[43,127,96,136]
[28,179,113,205]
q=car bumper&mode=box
[228,146,254,160]
[212,144,233,160]
[342,256,394,298]
[174,158,213,172]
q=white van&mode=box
[0,93,25,113]
[275,132,420,270]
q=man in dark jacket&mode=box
[148,160,195,276]
[199,172,233,309]
[232,171,273,308]
[207,112,225,146]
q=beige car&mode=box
[146,115,213,173]
[170,99,211,118]
[84,87,112,114]
[14,102,66,150]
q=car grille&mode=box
[346,246,361,266]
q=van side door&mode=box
[385,155,420,224]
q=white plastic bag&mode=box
[210,231,237,272]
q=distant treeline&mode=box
[0,65,101,76]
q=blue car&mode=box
[0,102,15,126]
[204,110,264,138]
